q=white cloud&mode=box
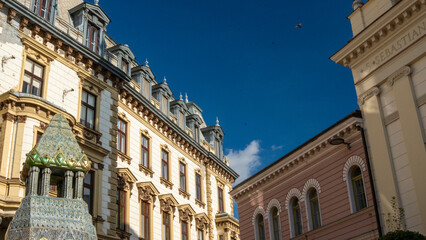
[271,145,283,151]
[226,140,261,185]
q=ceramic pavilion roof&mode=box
[21,114,91,180]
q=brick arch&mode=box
[285,188,302,210]
[252,206,266,226]
[266,198,282,215]
[343,155,366,181]
[301,179,321,202]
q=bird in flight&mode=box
[295,23,302,28]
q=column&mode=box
[27,166,40,196]
[74,171,85,199]
[63,170,74,199]
[391,66,426,233]
[40,168,52,196]
[359,86,399,233]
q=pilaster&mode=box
[391,66,426,233]
[206,168,214,240]
[359,87,398,233]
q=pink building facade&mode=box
[231,111,380,240]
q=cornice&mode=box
[331,0,425,66]
[231,116,362,199]
[121,84,239,182]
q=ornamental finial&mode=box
[352,0,363,10]
[145,58,149,67]
[185,93,189,103]
[94,0,99,5]
[216,117,220,126]
[180,93,183,100]
[163,76,167,85]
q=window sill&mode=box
[195,198,205,208]
[118,151,132,164]
[139,164,154,178]
[160,177,173,190]
[76,122,102,145]
[116,229,131,240]
[179,188,191,200]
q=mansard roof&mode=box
[132,65,156,81]
[69,2,111,24]
[201,125,225,137]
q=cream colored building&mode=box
[331,0,426,235]
[0,0,239,239]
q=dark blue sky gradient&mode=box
[100,0,358,177]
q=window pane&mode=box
[88,93,96,106]
[25,59,33,72]
[32,80,41,96]
[33,63,43,78]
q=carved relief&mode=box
[358,86,380,105]
[179,207,194,222]
[387,66,411,86]
[117,172,134,192]
[7,8,16,23]
[19,16,29,31]
[160,197,176,213]
[138,186,156,203]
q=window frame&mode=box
[162,212,171,240]
[32,0,56,22]
[195,172,202,202]
[86,21,100,53]
[269,207,281,240]
[256,214,266,240]
[141,132,150,168]
[83,170,95,215]
[218,185,224,213]
[80,89,97,130]
[289,197,303,237]
[350,166,367,212]
[140,200,151,240]
[22,58,45,97]
[179,161,187,192]
[181,221,189,240]
[306,188,322,231]
[117,117,127,154]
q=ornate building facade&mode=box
[331,0,426,235]
[230,112,381,240]
[0,0,239,239]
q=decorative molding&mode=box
[285,188,302,209]
[358,86,381,105]
[266,199,282,215]
[301,179,321,202]
[159,194,178,214]
[117,168,137,192]
[160,177,173,190]
[136,182,159,204]
[7,8,16,23]
[138,164,154,178]
[195,213,209,230]
[343,155,366,181]
[251,206,266,226]
[384,111,399,125]
[178,188,191,200]
[178,204,195,222]
[387,66,411,86]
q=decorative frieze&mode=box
[159,194,178,214]
[137,182,159,204]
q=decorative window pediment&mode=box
[117,168,137,191]
[195,213,210,230]
[136,181,159,203]
[158,194,179,214]
[178,204,195,222]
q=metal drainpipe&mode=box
[357,125,383,237]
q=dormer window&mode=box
[33,0,56,23]
[121,60,128,75]
[86,22,100,53]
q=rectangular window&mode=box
[122,60,128,74]
[218,187,224,212]
[117,189,126,231]
[181,222,188,240]
[162,213,170,240]
[142,79,150,99]
[161,150,169,180]
[86,22,100,53]
[197,229,204,240]
[117,118,126,154]
[83,171,94,215]
[33,0,53,20]
[36,132,43,145]
[141,201,150,240]
[80,90,96,129]
[23,58,44,97]
[195,173,202,201]
[141,135,149,168]
[179,162,186,191]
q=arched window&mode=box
[307,188,321,230]
[270,207,281,240]
[256,214,266,240]
[290,197,303,237]
[350,166,367,212]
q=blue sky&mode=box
[99,0,358,185]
